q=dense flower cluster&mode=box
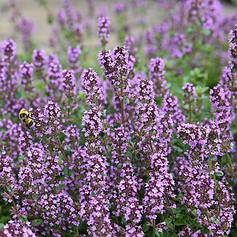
[0,1,236,236]
[19,62,34,92]
[67,46,81,72]
[143,153,176,220]
[98,46,134,91]
[17,17,34,51]
[174,157,235,236]
[81,68,105,107]
[210,84,234,152]
[32,49,47,70]
[97,16,110,47]
[0,38,16,62]
[148,57,168,97]
[0,220,36,237]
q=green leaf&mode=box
[19,215,27,223]
[173,145,183,153]
[0,223,4,229]
[32,194,39,200]
[165,218,174,229]
[18,155,25,162]
[196,86,209,96]
[6,187,12,193]
[32,219,43,226]
[39,0,47,6]
[91,191,96,197]
[63,167,72,177]
[215,170,224,177]
[211,217,220,224]
[191,209,197,216]
[201,28,211,36]
[47,15,54,24]
[142,223,150,232]
[123,97,130,104]
[58,154,64,166]
[155,230,162,236]
[186,26,195,34]
[175,213,187,226]
[77,91,86,101]
[124,151,133,158]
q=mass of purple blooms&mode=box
[0,0,237,236]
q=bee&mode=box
[18,108,34,128]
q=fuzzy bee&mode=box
[18,108,34,128]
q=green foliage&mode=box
[0,202,11,225]
[31,219,43,226]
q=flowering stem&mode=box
[152,220,155,237]
[188,102,192,123]
[121,87,125,128]
[226,153,234,176]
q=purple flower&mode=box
[113,2,127,14]
[82,107,103,142]
[229,24,237,65]
[0,39,16,62]
[19,62,34,92]
[57,10,66,26]
[148,57,168,97]
[168,33,192,58]
[0,59,7,94]
[144,153,176,219]
[182,82,197,120]
[32,49,47,70]
[62,0,76,29]
[74,23,84,44]
[97,16,110,47]
[17,17,34,51]
[124,36,138,57]
[174,157,235,235]
[80,154,115,236]
[98,46,134,92]
[67,46,81,70]
[0,220,36,236]
[42,101,62,135]
[209,84,234,153]
[61,69,76,98]
[81,68,106,107]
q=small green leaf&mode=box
[201,28,211,36]
[175,213,188,226]
[58,183,65,189]
[39,0,47,6]
[215,170,224,177]
[77,91,86,101]
[124,151,132,158]
[32,194,39,200]
[142,224,150,232]
[123,97,130,104]
[32,219,43,226]
[211,217,219,224]
[91,191,96,197]
[165,218,173,229]
[18,155,25,162]
[0,223,4,229]
[155,230,162,236]
[47,15,54,24]
[6,187,12,193]
[191,209,197,216]
[196,86,208,95]
[63,167,72,177]
[19,215,27,223]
